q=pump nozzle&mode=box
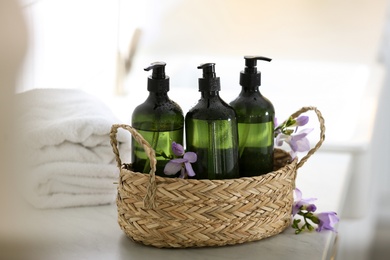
[197,63,216,78]
[240,56,272,88]
[144,61,169,92]
[197,63,220,92]
[144,61,166,79]
[244,56,271,74]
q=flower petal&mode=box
[289,150,297,160]
[183,152,197,163]
[170,158,187,163]
[289,128,313,152]
[172,142,184,156]
[290,137,311,152]
[294,188,302,201]
[163,161,182,175]
[179,168,186,179]
[184,162,196,177]
[275,133,289,147]
[295,116,309,126]
[315,212,339,232]
[292,188,318,216]
[294,128,314,139]
[292,188,302,216]
[306,204,317,212]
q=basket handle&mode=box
[110,124,157,209]
[285,106,326,169]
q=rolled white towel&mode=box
[14,88,131,208]
[22,162,119,209]
[15,88,129,149]
[24,141,128,166]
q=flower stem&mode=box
[294,210,315,234]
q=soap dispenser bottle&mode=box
[230,56,275,177]
[131,62,184,177]
[185,63,239,179]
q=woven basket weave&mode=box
[110,106,325,248]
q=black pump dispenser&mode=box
[197,63,221,92]
[131,61,184,177]
[230,55,275,177]
[144,61,169,92]
[240,56,272,89]
[185,62,239,180]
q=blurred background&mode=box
[2,0,390,259]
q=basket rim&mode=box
[120,155,298,185]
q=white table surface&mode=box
[18,152,352,260]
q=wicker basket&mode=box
[110,106,325,248]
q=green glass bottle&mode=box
[185,63,239,180]
[230,56,275,177]
[131,62,184,177]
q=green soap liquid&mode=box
[237,122,274,176]
[186,119,239,179]
[132,128,183,177]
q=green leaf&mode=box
[307,223,314,231]
[311,217,320,224]
[292,219,301,229]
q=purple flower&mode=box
[314,212,339,232]
[292,188,339,234]
[292,188,317,216]
[294,116,309,127]
[172,142,185,156]
[306,204,317,212]
[164,142,197,178]
[289,128,313,151]
[276,128,313,158]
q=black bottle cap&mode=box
[240,56,272,88]
[197,63,221,92]
[144,61,169,92]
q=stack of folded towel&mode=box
[15,88,130,209]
